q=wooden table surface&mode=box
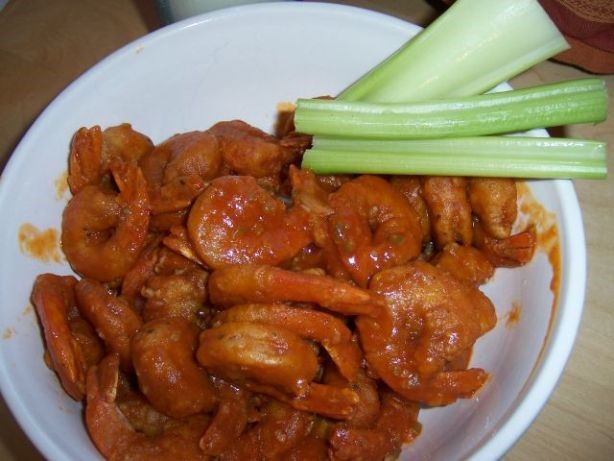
[1,1,612,459]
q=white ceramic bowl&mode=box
[0,3,586,460]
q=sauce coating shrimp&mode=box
[389,175,432,244]
[197,321,320,397]
[208,264,383,316]
[141,268,208,325]
[433,242,495,286]
[209,120,297,178]
[329,390,421,461]
[213,303,361,381]
[31,274,91,400]
[473,222,537,268]
[328,175,423,287]
[421,176,473,248]
[131,318,217,418]
[199,379,250,456]
[187,176,311,268]
[139,130,221,214]
[68,124,154,195]
[356,261,495,406]
[101,123,155,165]
[75,279,142,371]
[62,161,150,283]
[68,126,103,195]
[322,365,380,429]
[215,400,316,461]
[85,354,211,461]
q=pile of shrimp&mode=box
[31,118,536,460]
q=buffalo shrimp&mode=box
[75,279,142,372]
[421,176,473,248]
[473,221,537,267]
[131,317,217,418]
[62,161,150,283]
[214,399,316,461]
[68,124,153,195]
[140,267,208,325]
[208,120,299,179]
[357,261,496,406]
[31,274,103,400]
[187,175,312,268]
[328,175,423,287]
[468,178,518,239]
[85,354,211,461]
[197,320,360,420]
[197,321,320,397]
[207,264,383,316]
[212,303,361,381]
[139,130,222,216]
[329,390,421,461]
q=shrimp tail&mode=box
[85,354,140,459]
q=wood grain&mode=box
[0,0,612,459]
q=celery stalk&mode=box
[295,79,607,139]
[338,0,569,103]
[302,137,607,179]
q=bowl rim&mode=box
[0,2,587,460]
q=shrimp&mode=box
[187,175,312,269]
[216,400,315,461]
[68,124,154,195]
[31,274,92,400]
[141,268,208,325]
[289,382,360,420]
[161,225,205,266]
[289,165,333,218]
[468,178,517,239]
[473,222,536,267]
[131,318,217,418]
[68,126,103,195]
[288,166,355,279]
[329,390,421,461]
[149,209,189,232]
[356,261,495,406]
[421,176,473,248]
[328,175,423,287]
[433,242,495,286]
[207,264,383,316]
[208,120,297,178]
[155,245,203,275]
[120,238,162,308]
[390,175,432,244]
[199,379,250,456]
[115,373,173,438]
[101,123,154,165]
[284,433,330,461]
[322,365,380,429]
[75,279,142,371]
[85,354,211,461]
[197,321,320,397]
[139,130,222,215]
[213,303,361,381]
[62,161,150,283]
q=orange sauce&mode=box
[22,304,34,318]
[517,182,561,314]
[2,327,14,340]
[516,182,562,373]
[505,301,522,328]
[54,170,69,200]
[18,223,63,263]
